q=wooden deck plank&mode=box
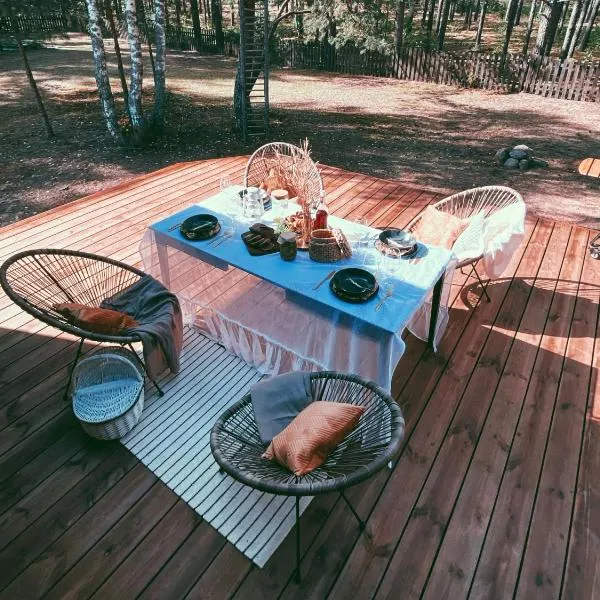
[0,157,596,600]
[470,226,589,599]
[421,222,572,599]
[515,228,595,599]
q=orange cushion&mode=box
[262,401,365,476]
[53,302,138,335]
[412,206,470,249]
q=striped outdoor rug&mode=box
[121,327,312,567]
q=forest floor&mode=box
[0,33,598,228]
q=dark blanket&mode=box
[251,372,313,444]
[101,275,183,379]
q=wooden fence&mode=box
[276,40,600,102]
[0,15,70,35]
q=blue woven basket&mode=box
[71,347,145,440]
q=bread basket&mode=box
[309,228,352,263]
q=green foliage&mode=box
[303,0,396,54]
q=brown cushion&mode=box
[412,206,470,249]
[262,401,365,476]
[53,302,138,335]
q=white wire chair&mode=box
[406,186,525,301]
[243,142,324,209]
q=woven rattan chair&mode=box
[0,249,164,399]
[243,142,324,209]
[210,371,405,581]
[406,185,524,301]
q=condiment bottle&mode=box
[278,231,298,261]
[314,191,329,230]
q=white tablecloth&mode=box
[140,191,454,391]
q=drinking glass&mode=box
[220,175,232,192]
[353,217,370,248]
[243,190,264,222]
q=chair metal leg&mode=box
[340,490,365,530]
[461,264,491,303]
[126,343,165,397]
[471,264,491,302]
[64,338,85,401]
[295,496,301,583]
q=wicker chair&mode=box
[244,142,324,209]
[210,371,405,581]
[0,249,164,399]
[406,185,525,302]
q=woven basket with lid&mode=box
[309,229,352,263]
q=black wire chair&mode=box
[210,371,405,581]
[0,249,164,399]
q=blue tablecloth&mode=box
[140,189,453,390]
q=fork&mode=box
[375,287,394,312]
[210,230,234,248]
[313,270,336,291]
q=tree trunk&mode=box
[422,0,430,25]
[153,0,166,131]
[84,0,121,141]
[436,0,445,33]
[16,36,55,138]
[437,0,451,48]
[427,0,436,38]
[578,0,599,49]
[522,0,537,52]
[125,0,145,131]
[395,0,405,55]
[449,0,456,21]
[561,0,581,57]
[105,0,131,121]
[211,0,224,51]
[558,0,570,32]
[514,0,524,24]
[136,0,157,81]
[501,0,519,65]
[535,0,562,55]
[175,0,182,28]
[474,0,487,48]
[190,0,203,50]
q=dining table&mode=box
[139,187,454,391]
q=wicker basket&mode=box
[71,347,145,440]
[309,228,352,263]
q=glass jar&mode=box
[278,231,298,261]
[242,188,264,221]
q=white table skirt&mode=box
[140,199,454,391]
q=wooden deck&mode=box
[0,157,598,599]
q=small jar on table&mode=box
[278,231,298,261]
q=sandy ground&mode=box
[0,33,598,228]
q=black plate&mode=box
[376,239,418,259]
[180,214,219,240]
[330,268,379,303]
[379,228,417,250]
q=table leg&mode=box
[428,274,444,350]
[157,242,171,289]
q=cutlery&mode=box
[313,270,336,291]
[210,231,234,248]
[375,287,394,311]
[168,221,183,232]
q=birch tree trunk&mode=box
[578,0,600,49]
[561,0,582,57]
[153,0,166,131]
[535,0,562,55]
[125,0,145,132]
[474,0,487,49]
[105,0,131,123]
[437,0,451,48]
[85,0,121,141]
[522,0,538,52]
